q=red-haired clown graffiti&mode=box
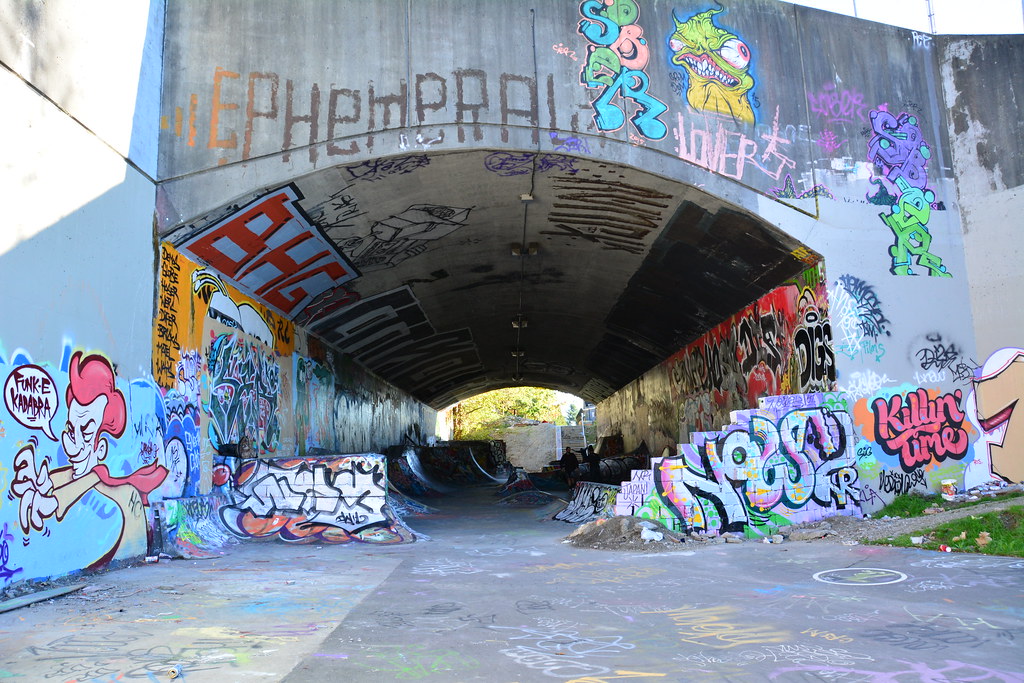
[11,352,168,566]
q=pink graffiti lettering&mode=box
[806,84,870,124]
[674,106,795,184]
[872,389,970,472]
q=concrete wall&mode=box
[153,243,435,497]
[0,1,164,585]
[593,4,999,513]
[941,36,1024,360]
[152,0,991,521]
[939,36,1024,491]
[599,265,831,449]
[0,1,436,587]
[3,0,1020,583]
[613,391,860,536]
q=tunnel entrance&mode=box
[161,149,818,411]
[153,148,835,551]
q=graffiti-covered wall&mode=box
[0,240,436,588]
[154,242,436,495]
[0,349,175,584]
[627,392,859,537]
[598,264,832,451]
[0,3,166,588]
[587,3,1004,511]
[4,0,1021,589]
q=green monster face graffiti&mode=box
[669,7,755,124]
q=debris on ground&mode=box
[562,516,687,551]
[562,484,1024,552]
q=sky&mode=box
[782,0,1024,33]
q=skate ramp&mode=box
[157,495,238,559]
[214,453,418,545]
[553,481,621,524]
[415,443,505,486]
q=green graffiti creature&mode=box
[669,6,756,124]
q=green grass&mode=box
[874,491,1024,519]
[868,506,1024,557]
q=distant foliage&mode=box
[451,387,566,440]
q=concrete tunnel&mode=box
[162,150,813,410]
[2,0,1023,584]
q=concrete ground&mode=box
[1,487,1022,682]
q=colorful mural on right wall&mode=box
[966,348,1024,487]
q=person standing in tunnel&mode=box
[559,446,579,483]
[582,445,600,483]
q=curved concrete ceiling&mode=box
[164,149,813,409]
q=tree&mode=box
[564,403,580,425]
[452,387,567,440]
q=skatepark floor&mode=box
[1,485,1022,682]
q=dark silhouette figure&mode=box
[582,445,601,482]
[559,446,579,482]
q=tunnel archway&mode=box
[161,149,817,410]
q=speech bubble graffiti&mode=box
[4,365,60,440]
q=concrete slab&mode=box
[1,487,1022,682]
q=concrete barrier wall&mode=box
[214,453,416,544]
[633,392,861,536]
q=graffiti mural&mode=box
[2,347,171,583]
[867,110,951,277]
[577,0,668,140]
[851,384,973,491]
[794,286,836,392]
[337,204,473,272]
[206,332,282,456]
[668,6,756,124]
[871,388,971,473]
[554,481,619,523]
[218,454,414,544]
[828,274,890,363]
[296,356,336,455]
[640,392,859,536]
[967,348,1024,484]
[659,265,833,440]
[155,246,296,477]
[155,245,295,387]
[129,378,201,500]
[177,184,359,318]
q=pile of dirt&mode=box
[562,516,689,552]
